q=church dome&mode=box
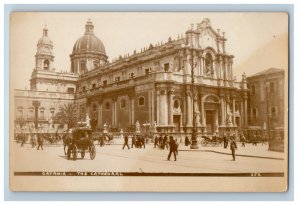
[72,20,106,55]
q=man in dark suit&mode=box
[230,137,237,161]
[122,135,130,150]
[37,133,44,150]
[167,136,177,161]
[154,136,158,148]
[131,135,136,148]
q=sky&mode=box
[10,12,288,89]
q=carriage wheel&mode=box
[72,145,77,160]
[89,144,96,160]
[201,139,207,147]
[81,151,85,159]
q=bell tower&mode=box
[35,25,54,71]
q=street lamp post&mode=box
[189,49,199,149]
[32,100,40,129]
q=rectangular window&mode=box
[67,87,75,94]
[129,73,135,79]
[115,76,120,82]
[252,108,257,119]
[271,107,277,117]
[40,110,45,120]
[92,83,96,89]
[270,82,275,93]
[164,63,170,72]
[145,68,150,75]
[82,86,86,92]
[50,110,54,118]
[251,85,256,95]
[102,80,107,86]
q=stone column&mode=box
[232,97,236,126]
[160,90,168,125]
[201,95,206,127]
[168,89,174,126]
[194,91,200,126]
[220,94,225,126]
[215,110,219,133]
[186,90,192,126]
[112,96,117,127]
[198,93,202,125]
[129,94,135,126]
[97,98,103,128]
[156,91,160,125]
[244,94,248,127]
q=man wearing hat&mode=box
[230,136,237,161]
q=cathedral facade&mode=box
[14,18,249,137]
[73,19,248,136]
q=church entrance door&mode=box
[173,115,180,132]
[206,110,214,134]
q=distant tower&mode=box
[35,25,54,71]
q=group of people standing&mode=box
[17,133,44,150]
[122,134,147,150]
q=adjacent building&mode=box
[14,26,78,133]
[247,68,285,151]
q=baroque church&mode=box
[14,18,249,137]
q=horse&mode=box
[62,133,73,155]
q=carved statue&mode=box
[153,121,157,133]
[135,120,140,133]
[86,113,91,128]
[227,110,233,125]
[103,122,108,134]
[194,106,201,125]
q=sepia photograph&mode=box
[9,12,289,192]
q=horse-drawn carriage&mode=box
[66,127,96,160]
[200,135,222,147]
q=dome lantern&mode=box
[85,19,94,35]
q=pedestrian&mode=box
[175,139,179,155]
[158,135,163,148]
[122,135,130,150]
[240,134,246,147]
[154,135,158,148]
[252,135,257,146]
[131,135,136,148]
[185,136,190,146]
[31,134,37,148]
[167,136,177,161]
[20,133,26,147]
[230,137,238,161]
[99,134,105,147]
[223,134,228,148]
[37,133,44,150]
[163,135,168,150]
[141,136,146,149]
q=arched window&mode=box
[50,108,55,118]
[204,53,214,77]
[138,97,145,107]
[44,60,49,70]
[80,61,86,73]
[173,100,179,109]
[39,107,45,120]
[120,99,126,109]
[92,104,97,112]
[105,102,110,110]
